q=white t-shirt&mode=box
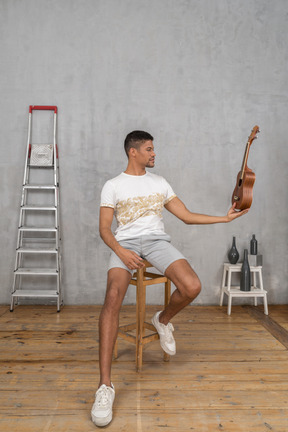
[100,171,176,240]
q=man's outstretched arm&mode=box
[164,197,248,224]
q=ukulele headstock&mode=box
[248,125,260,145]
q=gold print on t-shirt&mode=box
[116,193,166,226]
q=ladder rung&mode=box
[21,205,56,211]
[21,238,57,243]
[12,290,59,298]
[14,268,58,275]
[19,226,57,232]
[23,184,56,190]
[28,165,54,169]
[17,247,58,254]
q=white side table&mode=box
[220,262,268,315]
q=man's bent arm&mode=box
[165,197,248,224]
[99,207,144,270]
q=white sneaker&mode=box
[152,311,176,355]
[91,383,115,427]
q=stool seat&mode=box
[114,260,171,371]
[220,262,268,315]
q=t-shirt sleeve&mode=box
[100,180,115,209]
[162,177,177,204]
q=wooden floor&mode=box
[0,304,288,432]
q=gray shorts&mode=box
[108,233,186,275]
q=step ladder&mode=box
[10,105,62,312]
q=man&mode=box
[91,130,248,427]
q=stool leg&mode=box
[165,279,171,308]
[136,269,145,372]
[164,279,171,363]
[263,294,268,315]
[220,267,227,306]
[253,272,258,306]
[258,270,268,315]
[227,295,232,316]
[227,269,232,315]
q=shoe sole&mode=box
[91,411,112,427]
[152,315,176,356]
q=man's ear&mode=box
[129,147,137,158]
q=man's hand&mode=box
[117,247,145,271]
[99,207,145,271]
[226,203,249,222]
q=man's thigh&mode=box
[165,259,201,290]
[105,267,132,304]
[142,236,186,275]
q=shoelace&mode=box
[164,322,174,340]
[96,386,110,407]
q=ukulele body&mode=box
[232,167,255,210]
[231,125,259,211]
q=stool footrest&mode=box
[117,323,160,346]
[118,323,137,332]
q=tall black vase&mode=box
[228,236,239,264]
[240,249,251,291]
[250,234,258,255]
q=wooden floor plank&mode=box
[0,305,288,431]
[244,305,288,349]
[1,410,288,432]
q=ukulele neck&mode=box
[240,141,251,180]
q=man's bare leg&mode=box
[98,268,132,387]
[160,259,201,325]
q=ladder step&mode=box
[19,226,57,232]
[12,290,59,298]
[15,268,58,275]
[17,247,58,254]
[23,184,57,190]
[28,164,54,169]
[21,205,56,211]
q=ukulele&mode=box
[231,125,259,210]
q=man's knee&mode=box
[183,274,201,300]
[104,272,130,310]
[191,277,201,298]
[104,282,122,308]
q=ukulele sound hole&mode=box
[238,179,242,187]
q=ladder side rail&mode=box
[56,229,59,250]
[20,187,27,208]
[13,231,21,272]
[53,111,58,187]
[23,111,32,186]
[54,187,58,210]
[55,207,61,251]
[56,188,61,241]
[55,206,58,230]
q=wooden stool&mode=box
[114,260,171,371]
[220,262,268,315]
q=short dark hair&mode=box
[124,130,154,157]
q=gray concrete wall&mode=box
[1,0,287,306]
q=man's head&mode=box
[124,130,154,157]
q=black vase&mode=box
[240,249,251,291]
[250,234,258,255]
[228,236,239,264]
